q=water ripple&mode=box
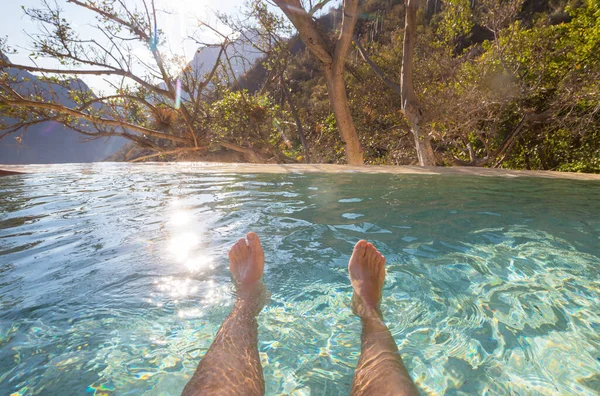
[0,164,599,395]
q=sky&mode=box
[0,0,252,93]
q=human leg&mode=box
[182,232,267,396]
[349,240,418,396]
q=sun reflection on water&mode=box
[168,232,199,262]
[2,167,600,395]
[184,255,215,272]
[169,210,191,226]
[160,202,231,318]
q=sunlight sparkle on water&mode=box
[184,255,215,272]
[156,277,199,298]
[168,232,199,262]
[170,210,191,226]
[2,166,599,395]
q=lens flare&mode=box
[150,24,158,51]
[175,79,182,109]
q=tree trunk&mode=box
[355,35,435,164]
[273,0,364,165]
[281,76,310,163]
[325,70,364,165]
[409,122,436,166]
[401,0,436,166]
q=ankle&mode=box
[358,306,383,321]
[361,314,388,334]
[235,281,269,315]
[237,281,265,298]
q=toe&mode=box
[228,250,235,271]
[246,232,261,251]
[376,251,385,266]
[362,245,373,271]
[229,240,240,260]
[353,240,368,257]
[375,252,385,273]
[376,251,386,278]
[365,243,376,261]
[235,238,247,257]
[229,240,243,274]
[355,239,367,249]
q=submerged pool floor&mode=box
[1,163,599,395]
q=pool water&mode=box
[1,164,599,395]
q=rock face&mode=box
[191,31,264,77]
[159,31,265,95]
[0,55,126,164]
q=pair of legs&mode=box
[182,233,418,396]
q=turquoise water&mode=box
[1,164,599,395]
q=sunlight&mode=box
[177,307,205,318]
[168,279,233,317]
[169,210,191,226]
[156,276,199,298]
[170,198,184,208]
[166,204,216,273]
[168,232,199,262]
[183,254,215,272]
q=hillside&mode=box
[0,55,126,164]
[1,0,597,171]
[230,0,599,171]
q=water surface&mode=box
[1,163,599,395]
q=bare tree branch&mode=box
[354,36,401,96]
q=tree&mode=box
[400,0,436,166]
[353,0,436,166]
[273,0,364,165]
[425,0,599,171]
[216,0,311,162]
[0,0,288,162]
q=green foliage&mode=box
[2,0,598,170]
[483,0,600,171]
[209,90,284,151]
[438,0,474,44]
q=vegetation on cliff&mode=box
[1,0,598,171]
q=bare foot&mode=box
[349,240,386,319]
[228,232,265,286]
